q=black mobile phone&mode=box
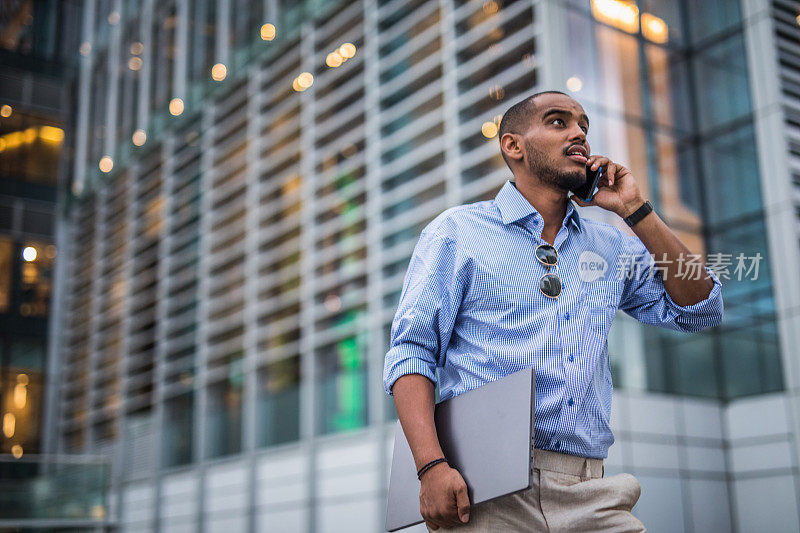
[570,165,603,202]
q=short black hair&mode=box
[498,90,569,168]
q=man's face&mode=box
[520,93,591,192]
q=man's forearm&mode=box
[622,198,715,307]
[392,373,446,471]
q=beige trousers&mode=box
[428,448,646,532]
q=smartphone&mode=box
[570,165,603,202]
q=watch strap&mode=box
[623,200,654,227]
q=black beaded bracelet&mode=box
[417,458,448,480]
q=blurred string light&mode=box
[292,72,314,92]
[326,43,356,69]
[11,445,22,459]
[796,13,800,25]
[130,41,143,55]
[482,115,503,139]
[590,0,668,43]
[2,413,14,438]
[483,0,499,15]
[132,129,147,146]
[169,97,184,116]
[591,0,638,33]
[566,76,583,92]
[14,374,28,410]
[0,126,64,153]
[641,12,668,43]
[0,105,11,117]
[326,51,343,68]
[79,42,91,56]
[128,56,142,71]
[107,11,120,25]
[211,63,227,81]
[339,43,356,59]
[39,126,64,143]
[261,23,276,41]
[99,155,114,173]
[22,246,36,262]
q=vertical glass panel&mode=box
[163,393,194,467]
[691,34,752,133]
[684,0,742,45]
[719,322,782,399]
[665,330,719,398]
[257,357,300,447]
[644,42,692,135]
[205,379,242,458]
[701,124,762,225]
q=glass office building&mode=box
[48,0,800,531]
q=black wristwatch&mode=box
[623,200,654,227]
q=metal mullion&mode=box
[152,135,175,533]
[104,0,123,159]
[243,57,262,533]
[86,188,105,453]
[195,96,216,533]
[72,0,97,196]
[297,17,319,533]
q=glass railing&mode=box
[0,455,111,526]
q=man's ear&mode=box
[500,133,524,163]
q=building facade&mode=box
[0,0,82,460]
[48,0,800,531]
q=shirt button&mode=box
[564,312,569,320]
[568,354,574,362]
[568,398,574,406]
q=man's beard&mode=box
[525,142,586,192]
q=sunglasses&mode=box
[535,244,562,299]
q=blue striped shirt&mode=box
[383,180,723,459]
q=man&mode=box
[383,91,723,532]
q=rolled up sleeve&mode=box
[383,231,470,395]
[618,236,724,333]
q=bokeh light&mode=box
[99,155,114,173]
[212,63,227,81]
[169,97,184,116]
[260,23,276,41]
[132,129,147,146]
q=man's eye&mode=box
[580,125,588,133]
[551,118,565,126]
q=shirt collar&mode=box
[494,180,583,233]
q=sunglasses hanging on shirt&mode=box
[535,244,562,299]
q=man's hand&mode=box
[419,463,471,530]
[571,155,644,219]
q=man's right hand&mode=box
[419,463,471,530]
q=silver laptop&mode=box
[385,366,536,531]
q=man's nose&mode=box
[568,124,586,142]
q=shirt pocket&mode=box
[581,280,623,341]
